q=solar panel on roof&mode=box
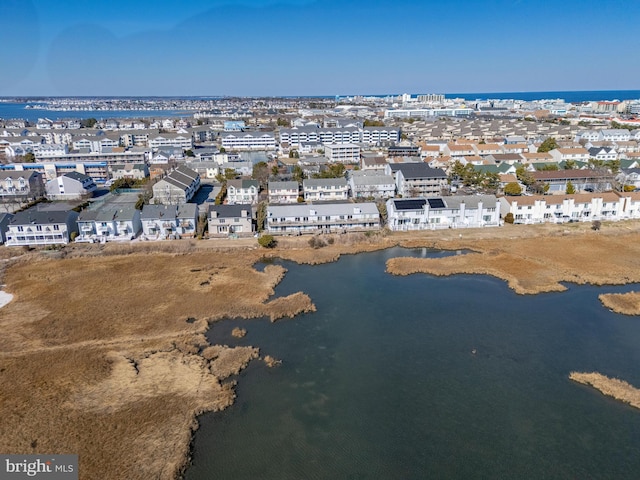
[394,199,426,210]
[427,198,446,209]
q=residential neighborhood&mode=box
[1,92,640,247]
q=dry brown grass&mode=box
[570,372,640,409]
[0,248,315,480]
[386,228,640,294]
[599,291,640,315]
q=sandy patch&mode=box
[0,290,13,308]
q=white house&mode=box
[140,203,198,239]
[303,178,349,202]
[504,193,625,224]
[227,179,259,204]
[386,195,500,231]
[268,181,299,204]
[387,163,448,197]
[76,203,142,241]
[45,172,97,200]
[5,207,79,246]
[266,202,380,235]
[324,143,360,164]
[348,170,396,199]
[221,132,277,151]
[149,133,193,150]
[548,148,590,163]
[599,129,631,143]
[0,171,44,200]
[152,166,200,205]
[208,204,254,237]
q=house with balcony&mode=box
[208,204,253,237]
[386,195,500,231]
[268,181,299,204]
[386,163,448,197]
[149,133,193,151]
[5,206,78,247]
[227,179,259,204]
[531,169,613,193]
[348,170,396,199]
[0,171,44,201]
[266,202,380,235]
[324,143,360,164]
[152,166,200,205]
[504,193,625,224]
[110,163,149,180]
[221,132,277,151]
[76,203,141,242]
[303,178,349,202]
[140,203,198,239]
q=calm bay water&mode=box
[0,103,193,122]
[185,247,640,480]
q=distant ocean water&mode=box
[445,90,640,103]
[1,90,639,121]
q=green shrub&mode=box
[504,212,514,224]
[258,234,276,248]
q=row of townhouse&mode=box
[575,129,640,143]
[2,131,194,157]
[220,132,278,151]
[4,200,201,246]
[279,126,401,148]
[262,163,448,205]
[501,192,640,224]
[265,203,381,235]
[386,195,501,231]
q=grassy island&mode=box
[569,372,640,410]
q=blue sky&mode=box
[0,0,638,96]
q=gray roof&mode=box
[10,207,75,226]
[303,177,348,188]
[176,203,197,218]
[78,203,138,222]
[268,202,379,217]
[140,204,177,220]
[441,194,497,209]
[351,174,395,187]
[209,204,251,218]
[268,181,299,190]
[0,170,40,180]
[228,179,258,189]
[62,171,92,182]
[390,163,447,179]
